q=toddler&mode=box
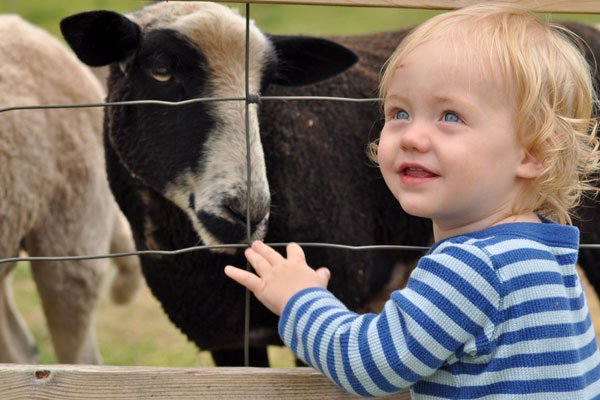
[225,3,600,398]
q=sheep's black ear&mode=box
[60,10,140,67]
[268,35,358,86]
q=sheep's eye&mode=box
[149,67,172,82]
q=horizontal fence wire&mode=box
[1,90,599,267]
[2,242,599,265]
[0,95,382,114]
[1,90,600,266]
[0,244,433,265]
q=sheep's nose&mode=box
[225,200,268,233]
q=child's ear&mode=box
[517,150,544,179]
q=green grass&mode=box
[0,1,442,37]
[0,0,140,37]
[12,262,295,367]
[12,261,209,366]
[242,4,442,34]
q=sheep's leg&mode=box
[108,211,142,305]
[0,263,38,363]
[211,346,269,366]
[31,259,105,364]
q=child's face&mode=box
[378,38,534,238]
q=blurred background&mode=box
[4,0,600,367]
[3,0,600,37]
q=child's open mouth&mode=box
[399,164,439,184]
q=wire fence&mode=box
[0,95,383,114]
[3,2,600,368]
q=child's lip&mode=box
[398,163,438,177]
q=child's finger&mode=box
[251,241,285,264]
[286,242,306,263]
[315,267,331,283]
[244,247,273,276]
[224,265,263,293]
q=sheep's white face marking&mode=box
[128,2,271,249]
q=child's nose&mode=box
[400,120,431,153]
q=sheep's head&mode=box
[61,1,357,251]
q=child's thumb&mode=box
[315,267,331,286]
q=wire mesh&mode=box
[2,2,600,368]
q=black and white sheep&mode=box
[60,1,431,366]
[0,15,142,364]
[60,1,600,366]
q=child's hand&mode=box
[224,241,331,316]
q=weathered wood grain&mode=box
[0,365,412,399]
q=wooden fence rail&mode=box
[212,0,600,13]
[0,365,410,399]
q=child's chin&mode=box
[399,203,432,219]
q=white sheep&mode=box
[0,14,142,364]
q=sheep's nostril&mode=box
[188,193,196,211]
[224,201,268,234]
[226,203,248,226]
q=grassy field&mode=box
[4,0,600,368]
[0,0,441,37]
[11,261,296,367]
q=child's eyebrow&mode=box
[384,92,477,114]
[384,93,406,103]
[432,94,477,113]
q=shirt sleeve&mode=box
[278,242,502,397]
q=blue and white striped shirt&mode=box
[279,222,600,398]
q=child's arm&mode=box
[224,241,330,315]
[276,244,500,397]
[226,243,499,396]
[226,241,500,397]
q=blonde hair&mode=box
[372,3,600,224]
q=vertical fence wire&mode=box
[244,2,253,367]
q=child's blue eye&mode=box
[443,112,462,123]
[394,110,410,120]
